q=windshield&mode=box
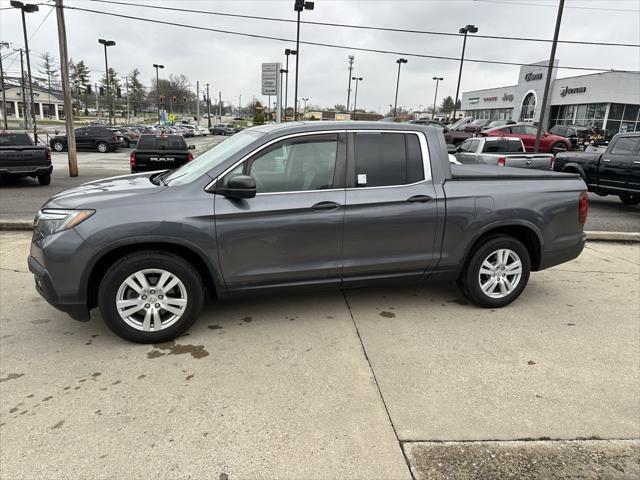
[164,129,263,185]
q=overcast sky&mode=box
[1,0,639,113]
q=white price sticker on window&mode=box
[357,174,367,185]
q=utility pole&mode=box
[0,42,8,129]
[218,91,222,119]
[124,76,129,124]
[206,83,211,129]
[346,55,354,111]
[196,80,200,126]
[98,38,115,124]
[94,82,98,112]
[13,1,39,143]
[352,77,362,116]
[153,63,164,122]
[17,48,28,130]
[55,0,78,176]
[534,0,564,153]
[393,58,407,118]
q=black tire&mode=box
[38,174,51,185]
[96,141,109,153]
[98,250,205,343]
[52,141,65,152]
[619,195,640,206]
[551,142,567,155]
[459,235,531,308]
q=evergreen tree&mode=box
[440,96,455,115]
[127,68,145,116]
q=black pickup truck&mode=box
[130,134,195,173]
[553,132,640,205]
[0,131,52,185]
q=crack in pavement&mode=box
[341,291,416,480]
[0,267,29,274]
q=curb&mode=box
[1,220,639,242]
[585,231,640,242]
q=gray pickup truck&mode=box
[29,122,588,343]
[0,131,52,185]
[453,136,555,170]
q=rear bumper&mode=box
[0,165,52,177]
[28,255,90,321]
[538,232,587,270]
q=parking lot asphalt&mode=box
[0,135,224,223]
[1,233,638,479]
[1,137,638,232]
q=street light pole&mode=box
[452,24,478,121]
[98,38,116,125]
[12,1,39,142]
[432,76,443,120]
[284,48,296,118]
[346,55,354,111]
[293,0,314,121]
[302,97,309,113]
[278,68,287,123]
[352,77,362,117]
[153,63,164,122]
[393,58,407,118]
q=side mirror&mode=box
[188,144,196,150]
[446,144,458,155]
[224,175,256,199]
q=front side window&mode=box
[459,139,473,152]
[246,134,338,193]
[353,133,424,187]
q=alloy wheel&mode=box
[115,269,188,332]
[478,249,523,299]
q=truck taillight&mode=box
[112,134,117,141]
[497,156,506,167]
[130,151,136,168]
[578,191,589,226]
[187,152,193,162]
[46,148,51,162]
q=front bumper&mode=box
[0,165,52,177]
[28,255,90,321]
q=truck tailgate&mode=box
[502,154,553,170]
[0,146,49,169]
[134,150,190,170]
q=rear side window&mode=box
[610,136,640,155]
[137,135,187,150]
[483,140,523,153]
[353,133,424,187]
[0,133,33,146]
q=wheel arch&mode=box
[562,162,587,181]
[85,239,225,310]
[459,221,543,277]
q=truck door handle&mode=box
[602,158,611,162]
[633,161,640,164]
[311,201,341,210]
[406,195,433,203]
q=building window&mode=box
[606,103,640,136]
[519,92,536,121]
[550,102,610,130]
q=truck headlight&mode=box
[34,209,95,236]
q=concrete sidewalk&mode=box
[1,233,639,479]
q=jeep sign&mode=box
[525,72,543,81]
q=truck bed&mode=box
[450,164,580,180]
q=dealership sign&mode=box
[483,96,497,102]
[560,86,587,96]
[502,93,514,102]
[261,62,280,95]
[469,97,480,104]
[525,72,543,81]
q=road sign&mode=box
[262,62,280,95]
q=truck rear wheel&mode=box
[98,250,205,343]
[619,195,640,205]
[38,174,51,185]
[460,235,531,308]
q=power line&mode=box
[62,4,640,73]
[85,0,640,48]
[473,0,640,13]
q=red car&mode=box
[482,123,572,154]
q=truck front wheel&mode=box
[460,235,531,308]
[98,251,205,343]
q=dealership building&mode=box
[460,60,640,136]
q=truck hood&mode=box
[44,171,165,210]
